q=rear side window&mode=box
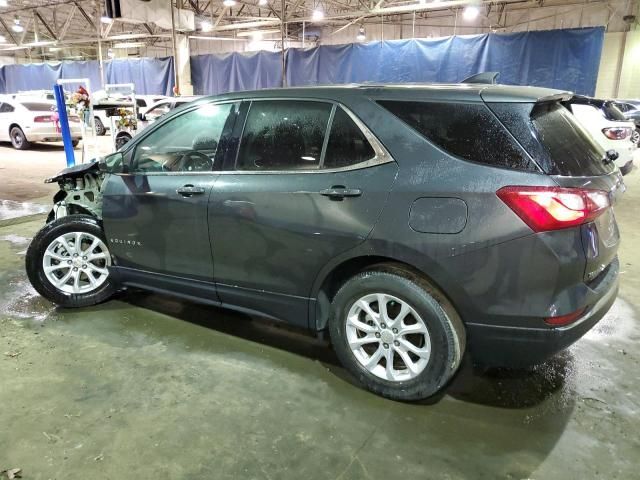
[0,103,14,113]
[378,101,535,171]
[324,108,375,169]
[237,100,332,171]
[490,102,613,177]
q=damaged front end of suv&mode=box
[44,152,123,222]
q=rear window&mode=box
[378,101,536,171]
[490,102,614,177]
[21,102,55,111]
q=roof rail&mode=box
[461,72,501,84]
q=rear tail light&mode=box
[33,115,54,123]
[496,186,609,232]
[544,307,587,327]
[602,127,632,140]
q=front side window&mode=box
[131,102,236,173]
[378,100,535,171]
[236,100,332,171]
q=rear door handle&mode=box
[319,186,362,199]
[176,184,206,196]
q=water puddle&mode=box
[0,199,48,221]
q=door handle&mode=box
[176,184,206,196]
[319,186,362,199]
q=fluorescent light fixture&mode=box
[112,41,146,48]
[418,0,427,4]
[356,27,365,42]
[49,46,62,51]
[237,28,281,37]
[100,16,113,24]
[463,5,479,20]
[25,40,56,47]
[0,35,5,43]
[311,9,324,21]
[258,0,268,5]
[201,20,213,32]
[0,0,8,7]
[223,0,236,6]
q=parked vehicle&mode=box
[0,99,82,150]
[612,100,640,145]
[137,96,200,130]
[92,94,167,136]
[26,85,623,400]
[567,96,636,174]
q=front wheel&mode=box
[26,215,116,308]
[329,266,465,401]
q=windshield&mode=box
[21,102,56,111]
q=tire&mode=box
[25,215,116,308]
[328,265,465,401]
[115,133,132,150]
[632,128,640,146]
[94,117,106,136]
[10,126,30,150]
[72,139,80,148]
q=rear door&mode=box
[208,99,398,327]
[102,101,239,284]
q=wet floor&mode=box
[0,199,48,221]
[1,172,639,478]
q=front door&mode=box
[209,100,398,327]
[102,101,239,284]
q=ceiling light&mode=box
[201,20,212,32]
[100,16,113,24]
[463,5,479,20]
[0,35,6,43]
[223,0,236,7]
[0,0,8,7]
[12,17,23,33]
[311,9,324,21]
[49,46,62,51]
[258,0,268,5]
[237,28,280,36]
[356,26,365,42]
[112,41,146,48]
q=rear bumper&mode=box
[466,257,619,367]
[25,125,82,142]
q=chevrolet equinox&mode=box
[26,85,623,401]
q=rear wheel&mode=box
[26,215,116,308]
[632,128,640,146]
[115,132,132,150]
[94,117,106,136]
[329,266,465,401]
[10,126,30,150]
[72,139,80,148]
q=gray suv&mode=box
[26,84,623,401]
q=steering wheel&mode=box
[179,151,213,172]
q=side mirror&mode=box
[98,151,125,174]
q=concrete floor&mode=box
[1,142,639,479]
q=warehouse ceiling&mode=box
[0,0,637,59]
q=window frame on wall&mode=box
[228,98,393,174]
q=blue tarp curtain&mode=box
[0,57,174,95]
[191,27,604,96]
[0,27,603,97]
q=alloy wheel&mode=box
[42,232,111,294]
[345,293,431,382]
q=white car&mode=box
[92,94,167,136]
[0,99,82,150]
[567,96,636,175]
[137,96,201,130]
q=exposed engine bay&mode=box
[45,161,106,222]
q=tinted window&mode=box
[136,99,147,107]
[491,102,613,177]
[324,108,375,169]
[0,103,14,113]
[132,102,236,173]
[601,101,626,121]
[21,102,55,111]
[378,101,535,171]
[237,100,332,171]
